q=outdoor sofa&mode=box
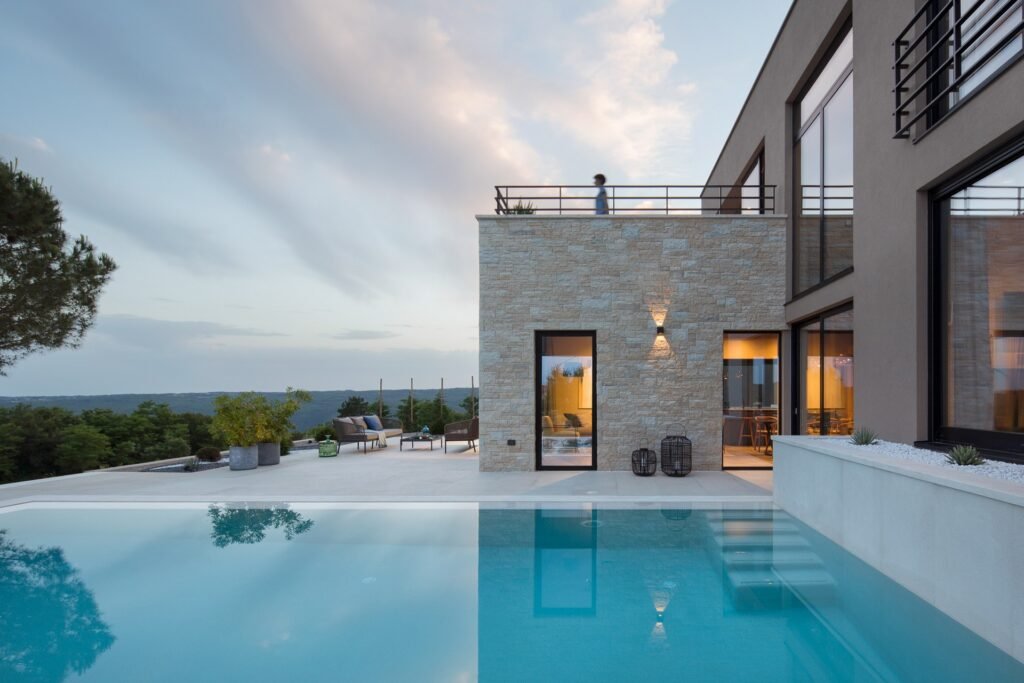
[332,415,404,452]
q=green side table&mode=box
[318,439,339,457]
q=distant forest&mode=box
[0,388,475,432]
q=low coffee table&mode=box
[400,433,443,451]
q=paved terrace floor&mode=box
[0,445,772,508]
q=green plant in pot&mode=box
[258,388,311,466]
[211,393,263,471]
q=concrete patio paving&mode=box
[0,444,772,507]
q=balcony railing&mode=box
[493,185,776,215]
[893,0,1023,140]
[949,185,1024,214]
[800,185,855,215]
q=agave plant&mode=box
[945,444,985,466]
[849,427,878,446]
[509,200,535,215]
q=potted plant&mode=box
[211,393,263,471]
[258,388,311,466]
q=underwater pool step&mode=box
[703,509,779,521]
[722,548,824,570]
[707,520,800,535]
[713,533,811,550]
[727,567,838,606]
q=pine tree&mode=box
[0,159,115,373]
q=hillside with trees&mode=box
[0,388,479,483]
[0,388,474,432]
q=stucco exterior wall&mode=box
[703,0,1024,445]
[478,214,786,472]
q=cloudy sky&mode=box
[0,0,789,395]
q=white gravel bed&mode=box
[850,438,1024,485]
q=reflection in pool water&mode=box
[0,505,1020,682]
[0,530,114,682]
[207,504,314,547]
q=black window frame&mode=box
[793,21,855,297]
[535,330,598,471]
[930,135,1024,458]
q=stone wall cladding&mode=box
[479,214,787,472]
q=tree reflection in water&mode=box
[0,530,115,682]
[208,504,314,548]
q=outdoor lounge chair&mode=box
[444,417,479,453]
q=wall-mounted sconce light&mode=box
[656,326,665,336]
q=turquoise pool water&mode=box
[0,504,1020,682]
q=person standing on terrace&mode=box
[594,173,609,215]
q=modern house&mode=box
[478,0,1024,472]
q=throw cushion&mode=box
[542,415,554,431]
[336,417,353,424]
[364,415,384,431]
[350,416,368,429]
[564,413,582,428]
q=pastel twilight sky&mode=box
[0,0,790,395]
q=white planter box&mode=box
[773,435,1024,662]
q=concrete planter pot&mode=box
[229,445,259,471]
[257,441,281,466]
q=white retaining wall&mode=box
[774,435,1024,662]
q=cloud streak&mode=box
[331,330,399,341]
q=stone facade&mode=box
[478,214,787,472]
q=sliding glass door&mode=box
[536,332,596,470]
[936,148,1024,453]
[722,332,780,469]
[797,308,855,436]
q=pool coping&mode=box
[0,494,774,512]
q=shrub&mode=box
[211,393,265,447]
[268,388,312,442]
[945,444,985,466]
[509,200,535,214]
[182,456,200,472]
[305,421,334,441]
[196,446,222,462]
[849,427,878,446]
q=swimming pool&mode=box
[0,503,1019,682]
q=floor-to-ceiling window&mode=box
[722,332,780,469]
[795,27,854,294]
[797,308,854,436]
[536,332,596,470]
[936,146,1024,454]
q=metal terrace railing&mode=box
[893,0,1023,140]
[949,185,1024,214]
[493,185,776,215]
[800,185,855,214]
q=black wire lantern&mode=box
[661,430,692,477]
[631,439,657,476]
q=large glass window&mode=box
[798,308,855,436]
[537,332,596,469]
[938,152,1024,450]
[741,152,764,215]
[795,29,854,294]
[722,332,780,469]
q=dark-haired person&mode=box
[594,173,608,215]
